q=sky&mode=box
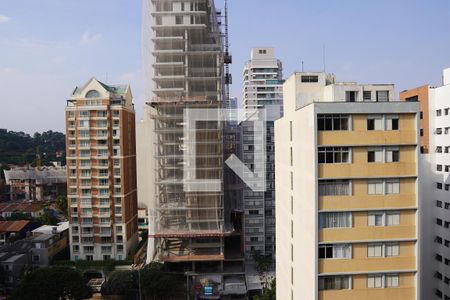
[0,0,449,134]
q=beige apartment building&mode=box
[65,78,138,261]
[275,72,420,300]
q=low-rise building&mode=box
[0,222,70,295]
[0,203,44,219]
[0,220,39,246]
[4,166,67,201]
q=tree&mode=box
[6,212,32,221]
[10,266,90,300]
[38,211,58,225]
[253,279,276,300]
[140,262,184,299]
[251,250,273,288]
[101,270,138,297]
[55,195,68,216]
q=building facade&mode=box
[402,68,450,300]
[4,166,67,201]
[65,78,138,261]
[143,0,246,298]
[276,72,420,300]
[241,48,283,261]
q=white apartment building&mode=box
[276,72,420,300]
[413,68,450,300]
[241,48,283,261]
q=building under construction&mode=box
[142,0,245,298]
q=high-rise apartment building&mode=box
[65,78,138,261]
[402,68,450,300]
[275,72,420,300]
[142,0,246,298]
[241,48,283,261]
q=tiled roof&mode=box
[0,220,30,233]
[0,203,43,213]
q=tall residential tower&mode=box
[65,78,138,261]
[241,47,283,261]
[401,68,450,300]
[276,72,420,300]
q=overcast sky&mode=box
[0,0,449,134]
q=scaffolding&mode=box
[147,0,226,263]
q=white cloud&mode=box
[0,15,11,23]
[80,31,102,44]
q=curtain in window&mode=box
[319,181,350,196]
[333,244,352,258]
[320,212,352,228]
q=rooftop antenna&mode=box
[223,0,232,107]
[301,61,304,72]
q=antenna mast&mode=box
[223,0,232,107]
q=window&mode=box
[437,200,443,208]
[317,114,350,131]
[318,147,351,164]
[289,121,293,141]
[368,148,383,163]
[437,218,443,226]
[367,115,383,130]
[363,91,372,101]
[319,244,352,259]
[345,91,358,102]
[319,212,352,229]
[368,212,384,226]
[438,165,443,171]
[175,16,183,24]
[386,115,399,130]
[32,255,40,262]
[385,274,399,287]
[319,276,351,290]
[301,75,319,83]
[385,242,400,257]
[386,212,400,226]
[420,111,423,119]
[78,120,89,128]
[386,147,400,162]
[437,182,443,190]
[376,90,389,102]
[368,180,384,194]
[437,109,442,116]
[386,179,400,194]
[368,275,383,288]
[368,243,383,257]
[369,211,400,226]
[437,128,443,135]
[368,179,400,195]
[446,108,449,115]
[319,180,351,196]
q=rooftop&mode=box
[0,203,43,213]
[32,222,69,235]
[0,220,31,233]
[4,166,67,185]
